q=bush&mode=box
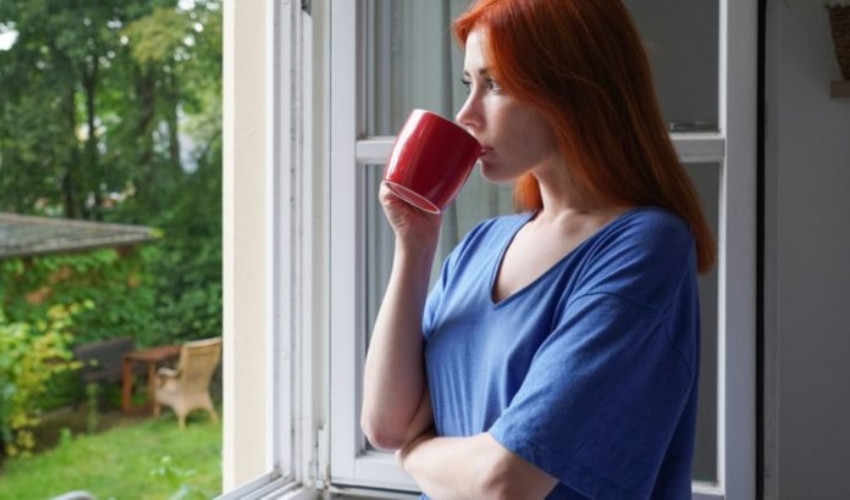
[0,249,159,346]
[0,303,86,457]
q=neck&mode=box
[531,160,624,220]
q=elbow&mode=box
[360,415,407,451]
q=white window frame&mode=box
[219,0,317,497]
[327,1,756,499]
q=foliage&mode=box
[0,303,85,457]
[0,223,220,352]
[142,153,222,343]
[0,248,160,346]
[0,413,221,499]
[0,0,223,348]
[0,0,223,220]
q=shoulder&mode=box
[610,206,693,248]
[574,207,697,310]
[589,207,694,268]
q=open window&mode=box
[222,0,758,498]
[327,1,757,498]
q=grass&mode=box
[0,405,222,500]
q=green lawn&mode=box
[0,409,222,500]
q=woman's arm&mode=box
[361,184,441,450]
[397,431,558,500]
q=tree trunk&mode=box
[166,71,182,173]
[82,58,101,220]
[62,85,80,219]
[134,65,157,198]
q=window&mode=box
[223,0,758,498]
[218,0,308,497]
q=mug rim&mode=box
[384,180,442,214]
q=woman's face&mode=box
[456,29,561,183]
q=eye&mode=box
[460,78,472,94]
[485,78,501,93]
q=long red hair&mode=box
[454,0,715,274]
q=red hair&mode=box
[454,0,715,274]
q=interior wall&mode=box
[764,2,850,499]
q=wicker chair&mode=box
[154,337,222,428]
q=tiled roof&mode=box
[0,213,157,260]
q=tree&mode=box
[0,0,222,221]
[0,0,223,344]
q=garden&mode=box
[0,1,224,498]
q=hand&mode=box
[380,182,442,250]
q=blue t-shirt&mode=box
[422,207,699,500]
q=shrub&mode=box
[0,249,159,346]
[0,303,87,457]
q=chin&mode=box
[479,162,522,184]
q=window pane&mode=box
[362,1,721,484]
[364,0,471,137]
[365,0,720,136]
[684,162,720,483]
[624,0,720,131]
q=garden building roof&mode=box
[0,213,157,260]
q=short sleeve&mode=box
[488,291,696,499]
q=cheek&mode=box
[505,109,557,156]
[508,124,558,165]
[529,120,560,160]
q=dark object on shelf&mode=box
[828,5,850,80]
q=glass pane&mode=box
[364,0,470,137]
[624,0,720,131]
[365,0,719,136]
[684,162,720,483]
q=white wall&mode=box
[222,0,268,490]
[765,2,850,498]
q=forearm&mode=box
[398,432,493,499]
[361,243,436,449]
[398,432,557,500]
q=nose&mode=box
[455,92,482,132]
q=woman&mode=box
[361,0,714,498]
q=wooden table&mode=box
[122,345,180,414]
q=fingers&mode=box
[379,182,442,247]
[379,181,403,207]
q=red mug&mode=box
[383,109,482,213]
